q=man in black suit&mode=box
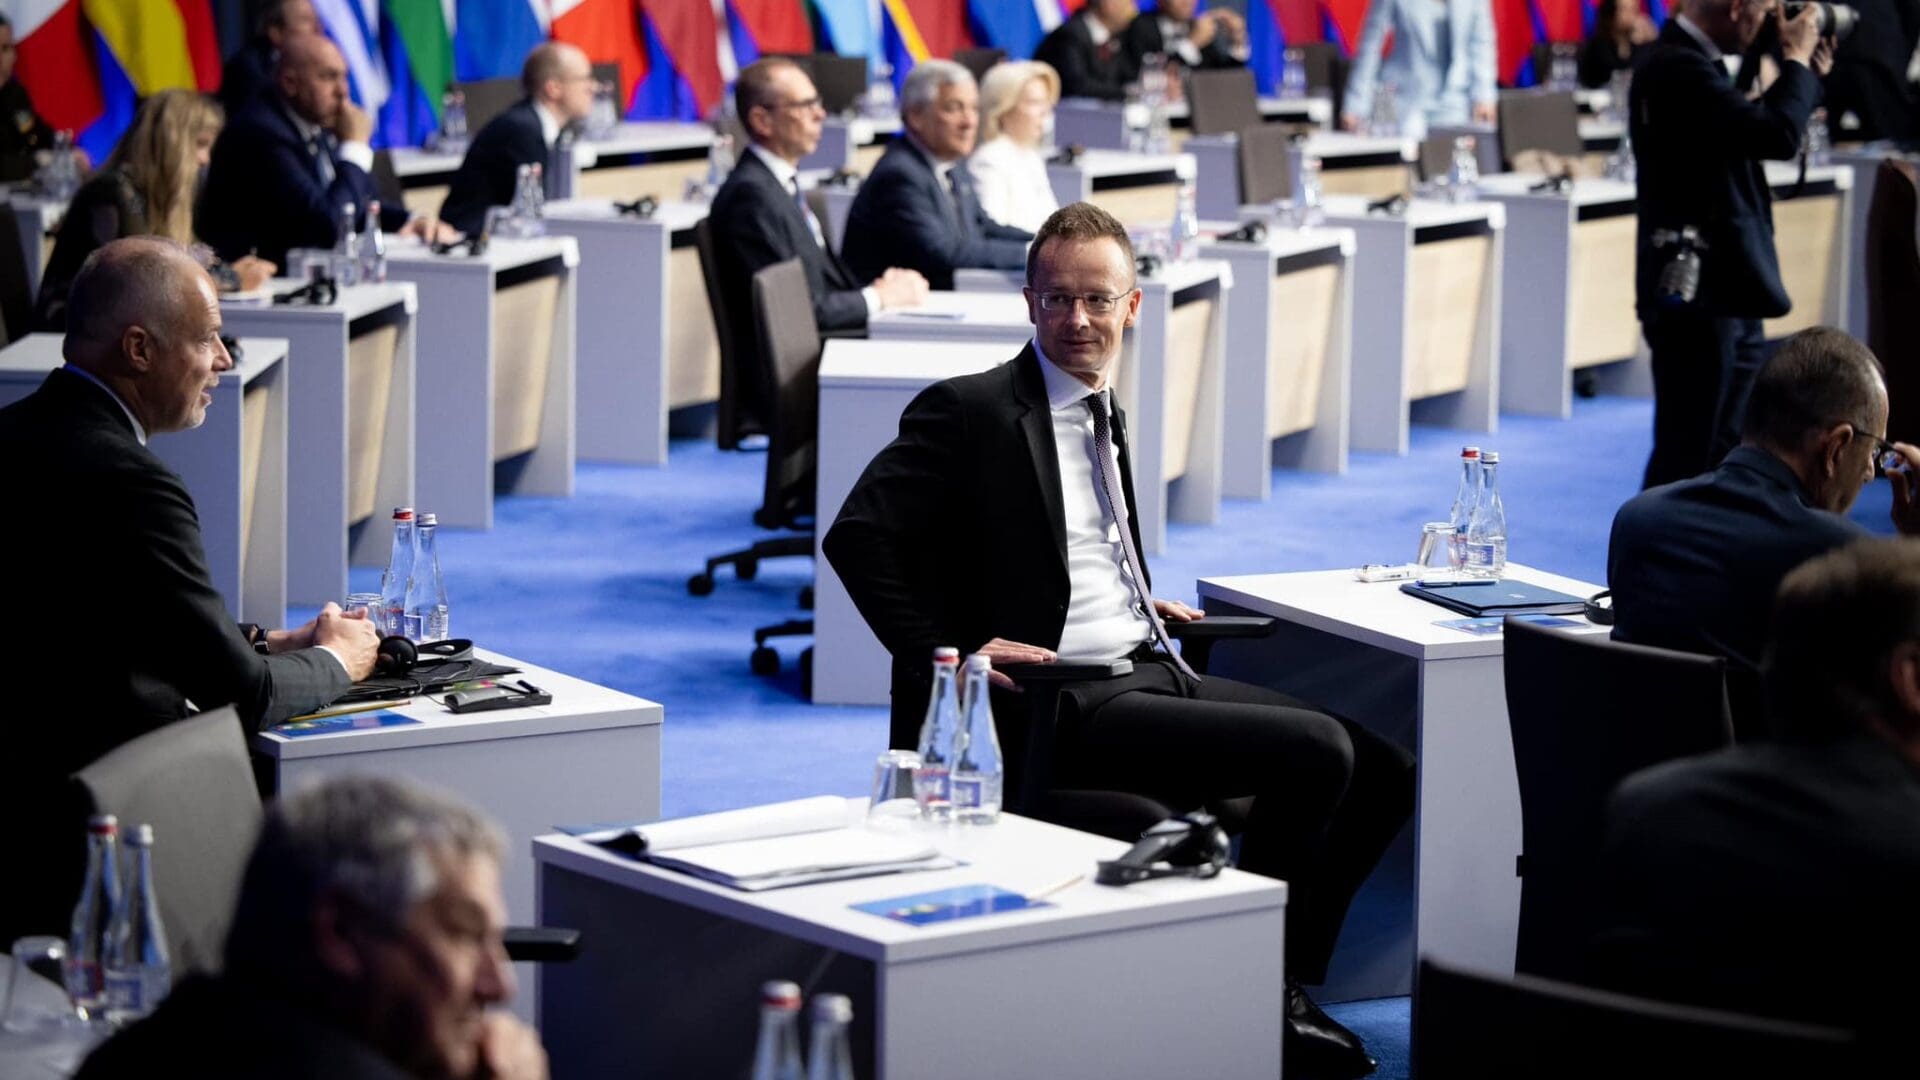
[825,203,1413,1080]
[1595,537,1920,1049]
[218,0,319,114]
[0,237,380,944]
[710,56,926,342]
[1608,327,1920,736]
[1036,0,1142,101]
[1631,0,1832,489]
[438,42,597,238]
[840,59,1033,289]
[1123,0,1251,73]
[199,34,449,269]
[1825,0,1920,141]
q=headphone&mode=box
[1584,589,1615,626]
[1217,220,1268,245]
[1134,252,1164,278]
[273,277,339,306]
[373,636,476,677]
[1096,811,1231,886]
[613,195,659,219]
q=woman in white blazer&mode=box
[968,61,1062,234]
[1340,0,1499,139]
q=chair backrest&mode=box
[591,60,621,97]
[1869,157,1920,440]
[693,217,759,451]
[955,48,1007,85]
[369,149,408,213]
[1188,67,1263,137]
[73,707,263,980]
[1498,89,1583,167]
[454,77,523,135]
[1414,958,1864,1078]
[809,53,869,115]
[1294,41,1345,100]
[0,205,32,345]
[1531,42,1556,87]
[1416,134,1456,182]
[750,259,821,527]
[1238,124,1293,205]
[1502,618,1734,980]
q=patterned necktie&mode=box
[1086,391,1198,680]
[307,132,335,186]
[789,176,826,248]
[945,168,969,235]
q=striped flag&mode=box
[552,0,650,112]
[638,0,724,117]
[378,0,452,148]
[313,0,390,113]
[454,0,548,80]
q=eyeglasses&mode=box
[1029,290,1133,315]
[766,96,823,113]
[1858,426,1904,476]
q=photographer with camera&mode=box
[1632,0,1834,490]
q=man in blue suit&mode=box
[1607,327,1920,737]
[438,42,598,238]
[1631,0,1832,489]
[841,59,1033,290]
[199,34,451,270]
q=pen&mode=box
[1415,578,1498,588]
[1028,873,1085,901]
[281,698,412,724]
[517,679,542,695]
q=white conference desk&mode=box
[535,802,1287,1079]
[1050,147,1195,228]
[392,121,715,216]
[382,235,578,529]
[221,282,416,606]
[1197,564,1606,1000]
[256,647,661,1023]
[1429,117,1626,176]
[1188,130,1419,219]
[544,198,717,465]
[6,192,63,297]
[1199,223,1356,490]
[801,112,902,174]
[1052,93,1334,155]
[0,334,289,628]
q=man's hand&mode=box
[1628,13,1657,44]
[1153,598,1204,623]
[312,603,381,681]
[398,215,463,245]
[1190,10,1222,48]
[977,638,1057,691]
[336,102,374,144]
[1339,112,1364,133]
[1472,100,1498,124]
[474,1014,548,1080]
[870,267,930,309]
[1809,36,1835,77]
[230,255,277,292]
[1203,9,1248,47]
[1889,442,1920,536]
[1778,2,1822,66]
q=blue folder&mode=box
[1400,579,1589,618]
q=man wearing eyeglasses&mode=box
[1608,326,1920,738]
[438,42,599,237]
[827,203,1413,1080]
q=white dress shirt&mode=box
[746,142,880,316]
[967,136,1058,234]
[287,107,372,177]
[1035,341,1154,659]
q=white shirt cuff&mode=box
[337,140,375,174]
[312,644,351,677]
[862,286,882,315]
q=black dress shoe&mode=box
[1285,981,1377,1080]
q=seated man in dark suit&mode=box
[1608,327,1920,736]
[1036,0,1142,101]
[840,59,1032,290]
[0,12,78,181]
[826,202,1413,1080]
[1123,0,1251,73]
[199,33,451,269]
[438,42,597,237]
[1595,537,1920,1052]
[77,776,547,1080]
[218,0,319,114]
[0,237,381,946]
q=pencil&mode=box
[1028,873,1086,901]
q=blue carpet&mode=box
[310,391,1898,1080]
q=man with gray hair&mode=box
[842,59,1032,289]
[77,775,547,1079]
[439,42,599,237]
[0,236,379,944]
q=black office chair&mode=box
[955,48,1006,85]
[1497,88,1583,171]
[809,53,869,116]
[370,148,408,215]
[0,206,33,345]
[1416,134,1456,183]
[1869,157,1920,441]
[1413,957,1865,1078]
[453,76,522,135]
[1187,67,1264,137]
[1238,124,1294,205]
[1501,617,1734,982]
[1294,41,1347,105]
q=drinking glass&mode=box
[1417,522,1457,576]
[3,936,84,1034]
[344,591,385,633]
[868,749,923,821]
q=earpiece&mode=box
[1585,589,1615,626]
[372,636,476,677]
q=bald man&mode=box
[439,42,598,236]
[0,237,381,945]
[200,33,450,268]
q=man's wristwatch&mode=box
[241,623,271,655]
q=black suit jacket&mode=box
[0,369,350,942]
[1576,33,1649,90]
[1825,0,1920,141]
[1596,734,1920,1039]
[840,139,1031,289]
[1630,21,1821,319]
[438,99,551,237]
[217,39,278,115]
[823,345,1146,746]
[1122,13,1245,72]
[198,97,401,267]
[710,148,869,334]
[1036,11,1141,102]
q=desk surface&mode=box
[543,197,710,232]
[1301,131,1416,161]
[869,289,1031,335]
[255,648,661,760]
[1199,563,1605,661]
[821,337,1015,388]
[1200,221,1355,259]
[1321,194,1504,229]
[221,280,417,321]
[1064,147,1196,180]
[381,233,579,272]
[390,121,713,178]
[534,799,1285,964]
[0,333,287,380]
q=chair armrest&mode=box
[1000,658,1135,682]
[1167,616,1276,641]
[503,925,582,963]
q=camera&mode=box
[1652,226,1708,306]
[1782,1,1858,40]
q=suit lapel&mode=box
[1010,345,1071,573]
[1112,401,1150,587]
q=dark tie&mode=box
[307,132,335,185]
[1097,39,1118,64]
[1086,392,1198,680]
[945,168,969,236]
[789,176,825,248]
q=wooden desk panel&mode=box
[575,160,708,203]
[494,274,561,459]
[1162,296,1215,480]
[346,323,401,525]
[1268,264,1339,437]
[1090,183,1180,227]
[668,245,720,408]
[241,383,269,569]
[1765,193,1843,339]
[1567,214,1639,367]
[1407,235,1490,399]
[404,184,449,220]
[1321,165,1410,198]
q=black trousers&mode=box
[1641,310,1770,489]
[1057,658,1417,985]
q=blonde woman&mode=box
[967,61,1062,234]
[35,90,274,331]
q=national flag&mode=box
[552,0,650,111]
[812,0,874,57]
[314,0,390,113]
[966,0,1055,60]
[81,0,219,92]
[638,0,724,117]
[731,0,810,55]
[454,0,548,80]
[377,0,451,148]
[1492,0,1538,84]
[12,1,220,162]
